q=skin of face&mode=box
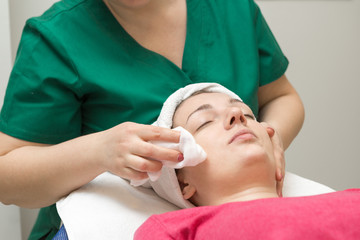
[173,92,278,206]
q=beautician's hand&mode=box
[98,122,182,181]
[261,122,285,197]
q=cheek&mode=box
[195,132,224,158]
[250,123,273,149]
[192,134,226,180]
[257,130,274,153]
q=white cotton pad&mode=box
[147,126,207,209]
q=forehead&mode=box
[184,92,232,106]
[182,92,247,109]
[173,92,249,124]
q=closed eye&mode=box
[196,121,212,131]
[244,114,255,120]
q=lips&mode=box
[228,129,256,144]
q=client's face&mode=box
[173,93,277,206]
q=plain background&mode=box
[1,0,359,239]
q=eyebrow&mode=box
[230,98,242,104]
[186,104,212,124]
[186,98,243,124]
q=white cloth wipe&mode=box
[130,126,206,187]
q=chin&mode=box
[233,144,269,160]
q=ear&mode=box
[177,170,197,200]
[182,183,197,200]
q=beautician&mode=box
[0,0,304,239]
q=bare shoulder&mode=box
[0,132,48,156]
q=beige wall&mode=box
[0,0,22,239]
[257,0,360,191]
[1,0,360,239]
[1,1,57,239]
[0,0,12,107]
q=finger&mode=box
[277,180,284,197]
[276,157,285,181]
[276,167,283,181]
[131,141,182,163]
[276,165,284,197]
[128,155,164,173]
[266,127,275,138]
[279,156,286,180]
[119,167,149,181]
[138,125,181,143]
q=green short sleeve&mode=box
[0,20,82,144]
[252,1,289,86]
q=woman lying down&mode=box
[134,83,360,239]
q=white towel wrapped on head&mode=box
[153,82,242,129]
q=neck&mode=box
[204,186,279,206]
[103,0,180,28]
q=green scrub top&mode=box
[0,0,288,239]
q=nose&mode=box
[224,107,247,130]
